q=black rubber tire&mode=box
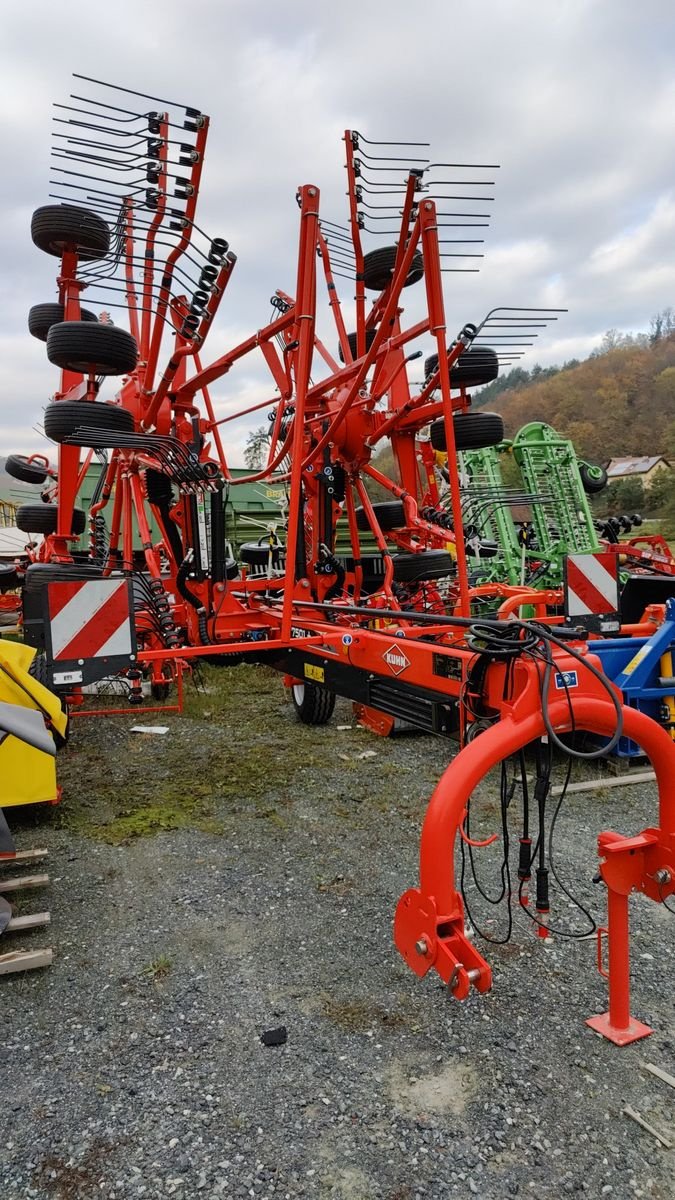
[355,500,406,532]
[5,454,50,485]
[0,564,19,592]
[392,549,455,582]
[31,204,110,261]
[430,412,504,452]
[362,245,424,292]
[579,463,608,494]
[28,651,49,687]
[240,541,285,568]
[47,322,138,377]
[291,680,336,725]
[338,329,378,362]
[425,346,499,389]
[43,400,135,444]
[337,549,455,586]
[15,504,86,536]
[28,303,97,342]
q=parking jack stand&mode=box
[586,831,655,1046]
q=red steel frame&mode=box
[28,114,675,1042]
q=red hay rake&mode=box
[13,75,675,1043]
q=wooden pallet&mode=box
[0,849,52,976]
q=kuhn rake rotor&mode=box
[12,76,675,1043]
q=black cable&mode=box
[465,763,509,904]
[518,750,529,837]
[459,717,600,941]
[516,751,598,939]
[658,879,675,915]
[460,761,513,945]
[527,625,623,759]
[547,758,596,936]
[528,690,598,937]
[517,866,598,939]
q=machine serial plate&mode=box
[432,654,462,681]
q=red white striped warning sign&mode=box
[47,578,134,661]
[564,552,620,629]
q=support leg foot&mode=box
[586,1012,653,1046]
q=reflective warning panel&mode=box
[563,552,620,633]
[44,577,136,686]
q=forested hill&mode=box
[475,327,675,462]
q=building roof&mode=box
[606,456,670,478]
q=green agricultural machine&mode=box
[459,420,608,591]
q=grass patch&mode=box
[56,735,227,845]
[56,664,345,844]
[142,954,173,981]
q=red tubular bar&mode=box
[139,116,170,360]
[259,340,292,403]
[344,480,365,602]
[354,477,397,602]
[317,230,351,364]
[343,130,366,356]
[121,473,134,572]
[497,588,562,617]
[54,248,85,550]
[124,200,141,347]
[418,699,674,914]
[604,888,632,1030]
[281,185,320,641]
[192,349,228,474]
[129,474,163,579]
[74,448,94,496]
[419,201,471,616]
[383,173,420,307]
[102,458,124,575]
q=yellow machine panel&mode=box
[0,642,65,807]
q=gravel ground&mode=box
[1,665,674,1200]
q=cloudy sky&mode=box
[1,0,674,464]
